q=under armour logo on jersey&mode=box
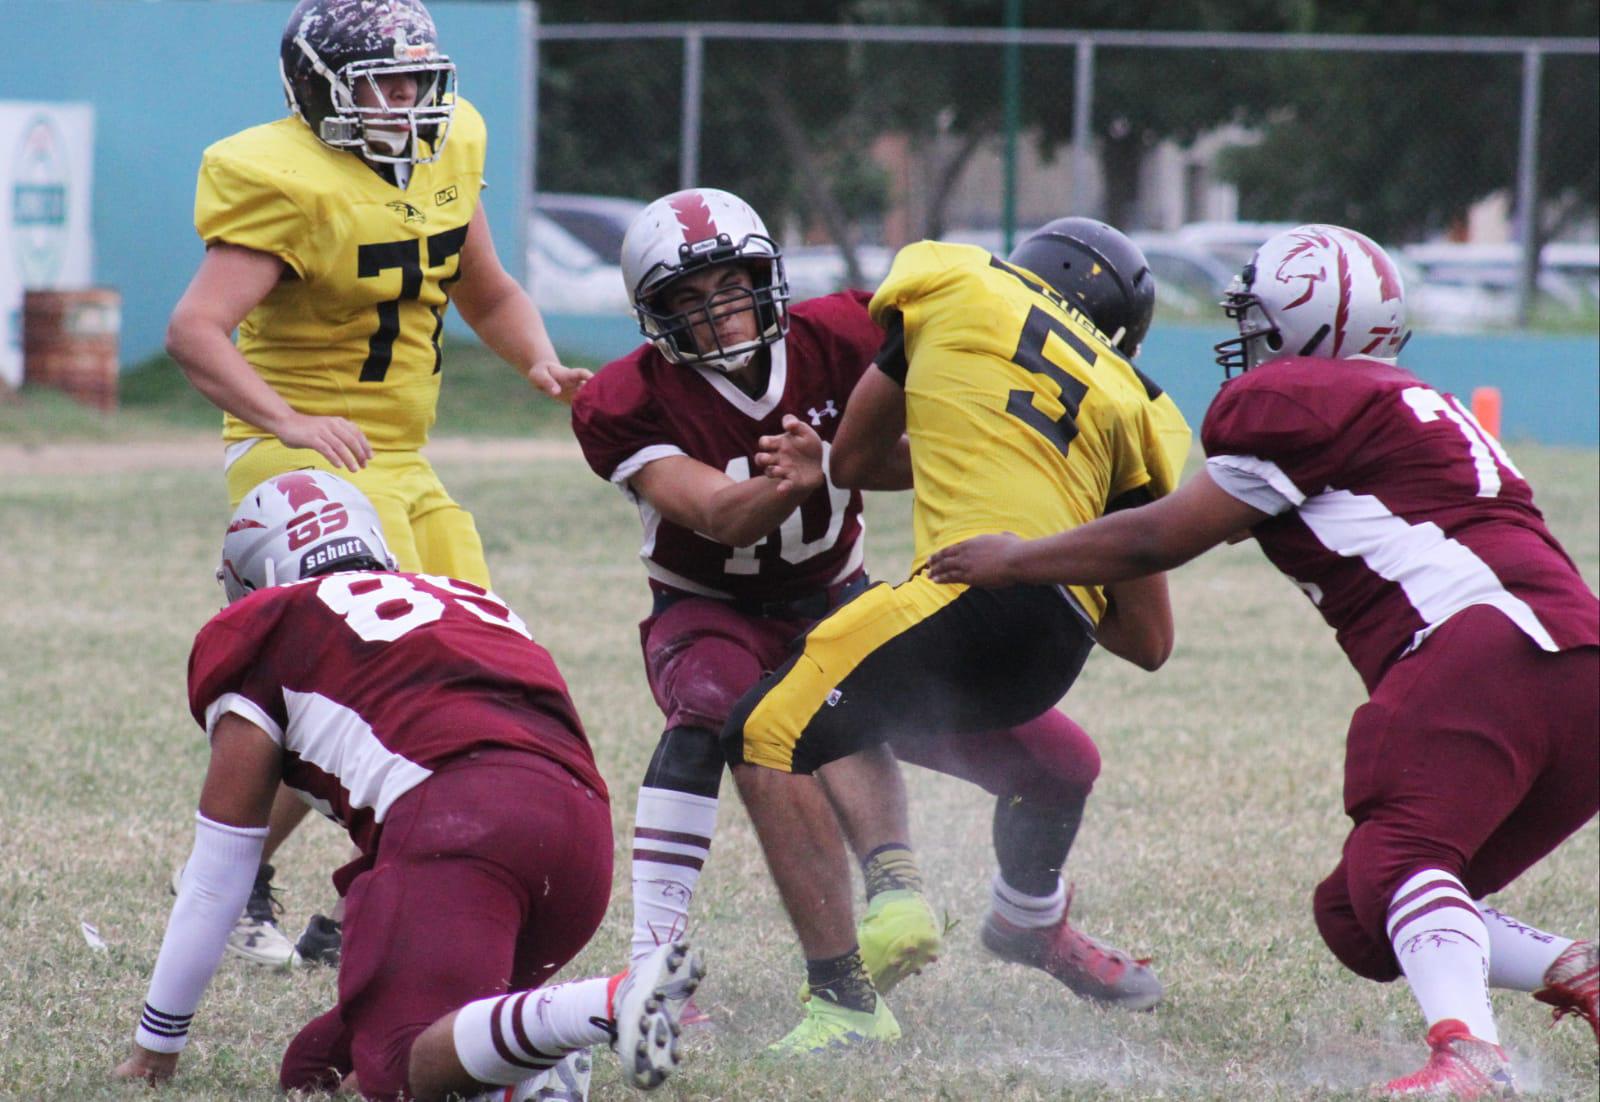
[387,200,426,224]
[809,400,839,426]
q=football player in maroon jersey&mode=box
[930,224,1598,1099]
[113,471,702,1101]
[571,192,1162,1031]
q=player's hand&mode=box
[527,359,591,405]
[755,415,825,495]
[926,533,1024,587]
[274,411,373,472]
[113,1044,179,1086]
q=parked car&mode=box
[525,193,646,315]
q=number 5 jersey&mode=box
[187,571,606,856]
[192,98,486,451]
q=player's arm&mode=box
[167,245,375,470]
[114,713,282,1085]
[828,365,911,489]
[1095,575,1174,671]
[927,469,1270,587]
[452,204,591,403]
[632,450,823,549]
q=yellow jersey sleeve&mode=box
[191,100,489,451]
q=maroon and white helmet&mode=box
[1215,223,1409,375]
[218,471,395,604]
[620,188,790,372]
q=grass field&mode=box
[0,356,1595,1101]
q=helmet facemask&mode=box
[1214,264,1292,377]
[635,242,791,373]
[283,45,456,166]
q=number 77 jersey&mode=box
[1200,357,1600,691]
[193,97,487,451]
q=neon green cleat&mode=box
[857,889,943,994]
[766,995,901,1056]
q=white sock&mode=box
[1387,869,1498,1044]
[631,787,718,966]
[1478,903,1574,992]
[990,873,1066,929]
[452,975,616,1086]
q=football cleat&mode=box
[610,940,705,1091]
[1381,1019,1517,1099]
[857,889,943,995]
[1533,939,1598,1042]
[765,993,901,1057]
[295,913,343,968]
[980,888,1162,1011]
[172,861,296,968]
[502,1048,592,1101]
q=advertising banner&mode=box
[1,101,95,388]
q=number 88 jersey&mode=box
[187,571,606,854]
[193,96,486,451]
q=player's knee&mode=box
[1002,713,1101,800]
[642,726,724,798]
[664,642,761,729]
[1313,869,1399,982]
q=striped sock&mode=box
[630,787,717,967]
[451,976,614,1087]
[861,843,923,900]
[1387,869,1497,1043]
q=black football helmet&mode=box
[279,0,456,167]
[1007,217,1156,358]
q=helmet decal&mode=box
[669,191,721,247]
[274,470,332,509]
[1215,223,1409,375]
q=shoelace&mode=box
[244,872,285,924]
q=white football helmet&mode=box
[218,471,396,604]
[620,188,790,372]
[1215,223,1409,375]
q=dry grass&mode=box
[0,442,1594,1101]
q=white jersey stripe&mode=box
[1297,487,1558,655]
[282,689,433,823]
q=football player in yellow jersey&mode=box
[162,0,588,974]
[727,219,1191,1053]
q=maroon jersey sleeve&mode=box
[571,346,677,485]
[788,290,882,392]
[187,587,302,736]
[1201,362,1354,496]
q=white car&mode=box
[525,193,646,315]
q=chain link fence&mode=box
[532,24,1598,332]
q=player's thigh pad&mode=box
[334,751,612,1097]
[402,453,491,587]
[725,576,1092,774]
[641,597,799,731]
[1339,607,1597,937]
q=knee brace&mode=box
[641,726,724,799]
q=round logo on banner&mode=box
[10,115,71,286]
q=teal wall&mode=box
[548,314,1598,447]
[12,0,533,368]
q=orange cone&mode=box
[1471,387,1502,439]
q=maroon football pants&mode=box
[1313,606,1599,982]
[278,749,612,1101]
[641,592,1100,803]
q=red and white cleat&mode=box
[1381,1019,1516,1099]
[979,886,1162,1011]
[1533,939,1597,1043]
